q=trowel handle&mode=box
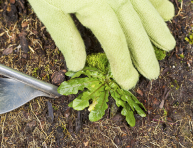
[0,64,62,98]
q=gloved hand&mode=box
[28,0,176,90]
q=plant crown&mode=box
[58,53,147,127]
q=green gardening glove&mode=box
[28,0,176,90]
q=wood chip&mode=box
[19,31,29,53]
[159,99,165,109]
[21,21,28,28]
[10,0,15,4]
[3,46,13,55]
[136,88,143,96]
[83,141,89,147]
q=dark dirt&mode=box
[0,0,193,147]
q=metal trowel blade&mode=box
[0,78,51,114]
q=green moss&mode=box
[174,79,180,90]
[32,67,39,77]
[86,53,109,74]
[179,54,184,59]
[86,47,167,74]
[153,46,166,61]
[170,80,179,90]
[185,31,193,44]
[52,105,59,111]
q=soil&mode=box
[0,0,193,147]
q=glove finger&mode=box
[112,1,159,80]
[149,0,175,21]
[76,3,139,90]
[28,0,86,72]
[130,0,176,51]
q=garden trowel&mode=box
[0,64,62,114]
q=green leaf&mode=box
[58,53,147,127]
[130,101,146,117]
[110,89,136,126]
[57,77,100,95]
[72,91,90,110]
[124,90,146,111]
[83,67,101,72]
[68,101,73,107]
[109,81,118,90]
[117,89,146,117]
[71,70,85,79]
[89,89,109,122]
[71,84,105,110]
[65,71,76,77]
[88,99,98,111]
[84,69,105,79]
[190,35,193,40]
[185,37,189,42]
[87,80,105,92]
[121,104,135,127]
[83,67,105,79]
[121,95,134,111]
[68,93,83,108]
[116,87,125,96]
[122,93,146,117]
[110,90,125,107]
[65,66,105,79]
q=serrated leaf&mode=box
[121,95,134,111]
[87,81,105,92]
[84,69,105,79]
[110,90,125,107]
[72,91,92,110]
[73,98,89,110]
[124,90,146,111]
[132,103,146,117]
[71,70,85,79]
[89,89,109,122]
[71,84,105,110]
[88,99,98,111]
[105,84,111,91]
[121,104,135,127]
[109,81,118,90]
[122,92,146,117]
[68,101,73,107]
[111,88,136,126]
[83,67,101,72]
[117,87,125,95]
[57,77,100,95]
[68,93,83,108]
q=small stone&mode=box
[51,71,65,86]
